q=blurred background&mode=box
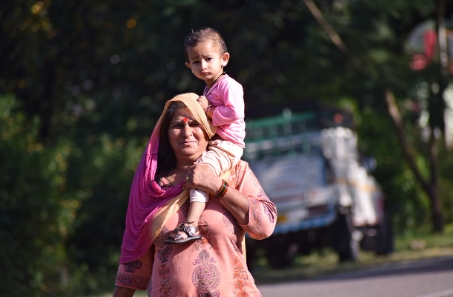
[2,0,453,296]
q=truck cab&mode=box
[244,108,393,269]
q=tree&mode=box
[303,0,448,232]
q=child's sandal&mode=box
[164,222,201,244]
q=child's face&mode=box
[185,41,229,87]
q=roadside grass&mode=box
[252,224,453,284]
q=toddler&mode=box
[165,27,245,244]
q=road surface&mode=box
[257,256,453,297]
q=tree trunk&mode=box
[428,182,444,233]
[428,120,444,232]
[385,90,444,233]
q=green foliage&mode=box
[63,132,145,295]
[354,104,431,231]
[0,94,146,296]
[438,146,453,224]
[1,0,452,295]
[0,95,73,296]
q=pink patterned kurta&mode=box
[115,160,277,296]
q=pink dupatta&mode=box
[120,93,217,263]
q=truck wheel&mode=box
[338,239,359,262]
[267,247,293,269]
[266,240,296,269]
[375,212,394,255]
[333,208,359,262]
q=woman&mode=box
[113,93,277,297]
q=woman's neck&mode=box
[165,162,193,185]
[174,160,195,173]
[175,163,191,172]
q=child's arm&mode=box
[210,83,243,126]
[199,79,244,125]
[197,95,209,109]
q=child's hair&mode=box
[183,27,228,62]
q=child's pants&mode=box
[190,138,243,202]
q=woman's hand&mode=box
[184,163,222,195]
[184,163,250,224]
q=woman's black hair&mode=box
[155,101,187,180]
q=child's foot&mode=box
[164,222,201,244]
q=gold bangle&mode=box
[215,180,229,199]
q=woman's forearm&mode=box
[213,183,250,224]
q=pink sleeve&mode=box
[234,162,277,240]
[211,79,244,127]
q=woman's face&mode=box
[168,107,209,164]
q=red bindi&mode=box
[182,117,188,123]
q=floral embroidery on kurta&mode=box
[233,256,248,297]
[248,170,274,223]
[192,250,220,296]
[157,245,172,263]
[244,198,266,239]
[116,272,149,290]
[155,228,172,296]
[158,263,171,296]
[123,260,142,272]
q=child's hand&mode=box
[197,96,209,110]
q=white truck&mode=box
[244,109,393,269]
